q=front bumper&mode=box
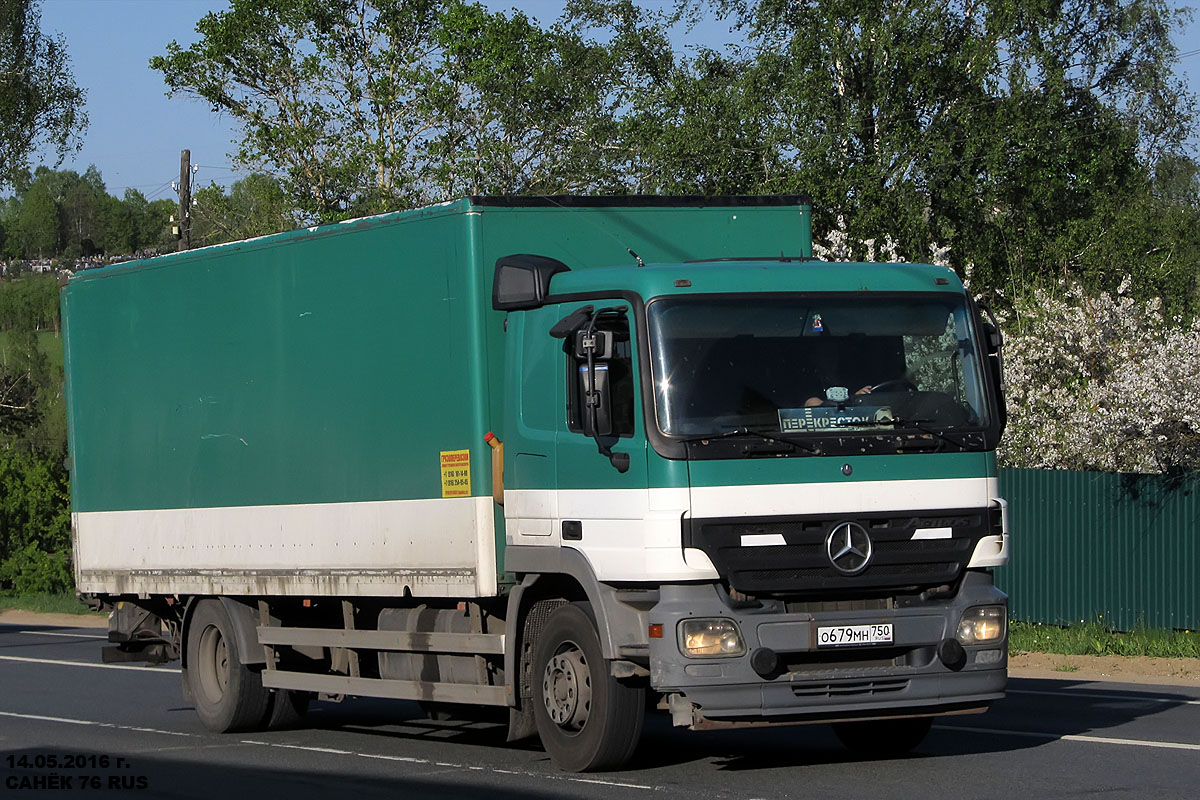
[648,571,1007,724]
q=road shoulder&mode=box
[1010,651,1200,687]
[0,609,108,629]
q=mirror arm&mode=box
[978,302,1004,379]
[581,312,630,473]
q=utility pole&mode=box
[177,149,191,252]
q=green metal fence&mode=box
[996,468,1200,631]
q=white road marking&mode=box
[940,724,1200,751]
[0,711,101,727]
[9,704,1194,784]
[16,630,107,639]
[571,778,657,789]
[0,710,194,737]
[266,743,353,755]
[0,654,178,672]
[2,709,661,790]
[356,753,428,764]
[1009,689,1200,706]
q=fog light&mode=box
[957,606,1007,645]
[974,648,1003,665]
[679,618,745,657]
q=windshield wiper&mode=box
[678,428,822,455]
[834,417,969,449]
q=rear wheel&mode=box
[832,717,933,758]
[532,603,644,772]
[185,600,271,732]
[263,689,310,730]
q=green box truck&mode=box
[63,196,1010,771]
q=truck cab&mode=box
[496,254,1008,766]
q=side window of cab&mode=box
[564,307,635,437]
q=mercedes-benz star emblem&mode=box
[825,522,873,575]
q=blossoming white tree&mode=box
[813,219,1200,474]
[999,281,1200,473]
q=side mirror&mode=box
[977,302,1007,434]
[492,254,570,311]
[554,303,631,474]
[579,364,613,437]
[977,303,1003,370]
[573,329,614,360]
[982,319,1002,354]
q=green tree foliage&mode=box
[0,167,173,261]
[425,1,621,196]
[100,188,174,256]
[0,449,71,594]
[0,272,58,332]
[0,274,64,457]
[0,272,69,594]
[58,165,104,258]
[651,0,1199,308]
[0,0,87,191]
[150,0,1200,311]
[0,197,20,259]
[191,173,297,246]
[151,0,624,220]
[15,178,58,258]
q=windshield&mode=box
[647,294,991,438]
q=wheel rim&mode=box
[196,623,230,705]
[541,640,592,734]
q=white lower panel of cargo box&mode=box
[73,496,497,597]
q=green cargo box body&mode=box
[63,196,812,599]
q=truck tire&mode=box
[532,603,644,772]
[263,689,309,730]
[832,716,933,758]
[185,600,271,732]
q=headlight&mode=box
[679,618,745,657]
[957,605,1007,645]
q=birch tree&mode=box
[0,0,87,190]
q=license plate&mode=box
[817,623,894,647]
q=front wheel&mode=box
[832,716,933,758]
[532,603,644,772]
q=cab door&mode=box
[552,300,651,579]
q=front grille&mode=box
[791,679,910,698]
[779,645,937,673]
[786,598,891,614]
[685,508,991,595]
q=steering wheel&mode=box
[867,378,918,394]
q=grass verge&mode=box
[1011,620,1200,659]
[0,593,101,616]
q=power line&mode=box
[103,180,177,194]
[193,164,288,179]
[143,177,179,202]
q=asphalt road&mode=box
[2,621,1199,799]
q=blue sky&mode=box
[34,0,1200,200]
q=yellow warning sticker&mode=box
[440,449,471,498]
